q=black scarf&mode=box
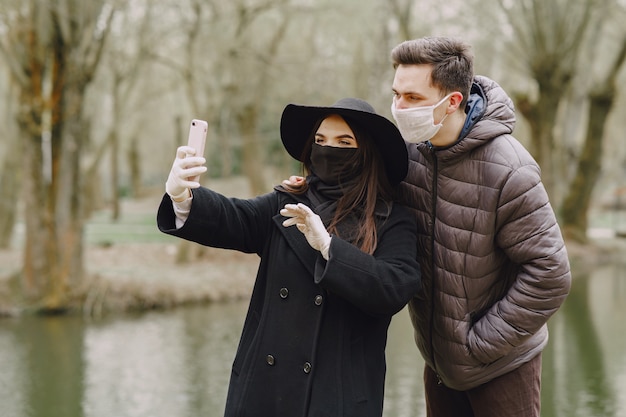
[306,176,360,242]
[275,175,393,244]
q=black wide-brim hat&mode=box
[280,97,408,185]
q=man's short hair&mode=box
[391,37,474,107]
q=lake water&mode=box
[0,261,625,417]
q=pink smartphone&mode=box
[186,119,208,182]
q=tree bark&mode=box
[497,0,594,204]
[561,36,626,242]
[515,76,565,201]
[560,91,612,242]
[20,70,87,310]
[237,104,266,195]
[3,0,114,311]
[0,135,20,248]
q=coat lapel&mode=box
[272,214,318,276]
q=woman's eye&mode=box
[315,137,325,144]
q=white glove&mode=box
[281,203,331,259]
[165,145,207,202]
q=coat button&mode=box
[303,362,312,374]
[314,295,323,306]
[279,287,289,299]
[266,355,275,366]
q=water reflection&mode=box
[82,302,245,417]
[383,311,425,417]
[0,314,85,416]
[0,262,624,417]
[543,262,626,417]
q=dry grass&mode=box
[2,177,626,315]
[0,178,260,315]
[0,241,258,316]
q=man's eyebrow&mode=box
[392,87,409,94]
[395,90,427,99]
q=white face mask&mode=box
[391,93,452,143]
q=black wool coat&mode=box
[157,186,421,417]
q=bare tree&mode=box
[85,0,169,219]
[492,0,626,242]
[146,0,299,262]
[496,0,598,202]
[387,0,417,41]
[0,70,20,248]
[178,0,294,195]
[0,0,115,311]
[386,0,626,242]
[561,15,626,241]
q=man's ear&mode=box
[449,91,464,111]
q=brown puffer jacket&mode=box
[399,75,571,391]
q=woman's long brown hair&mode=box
[282,115,394,255]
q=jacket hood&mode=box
[466,75,516,139]
[432,75,516,163]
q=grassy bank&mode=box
[0,179,259,316]
[2,178,626,316]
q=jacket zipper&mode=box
[427,142,440,380]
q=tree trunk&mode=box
[0,80,20,249]
[560,91,612,242]
[237,104,266,195]
[57,84,87,295]
[21,82,87,311]
[110,129,120,220]
[21,127,47,301]
[128,137,141,198]
[560,36,626,242]
[516,79,564,203]
[10,0,114,311]
[0,138,20,248]
[495,0,595,205]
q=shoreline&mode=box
[0,242,259,316]
[1,229,625,316]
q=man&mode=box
[390,36,571,416]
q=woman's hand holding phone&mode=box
[165,119,208,202]
[186,119,208,182]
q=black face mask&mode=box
[309,143,360,185]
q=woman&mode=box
[157,98,420,417]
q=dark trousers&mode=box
[424,354,542,417]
